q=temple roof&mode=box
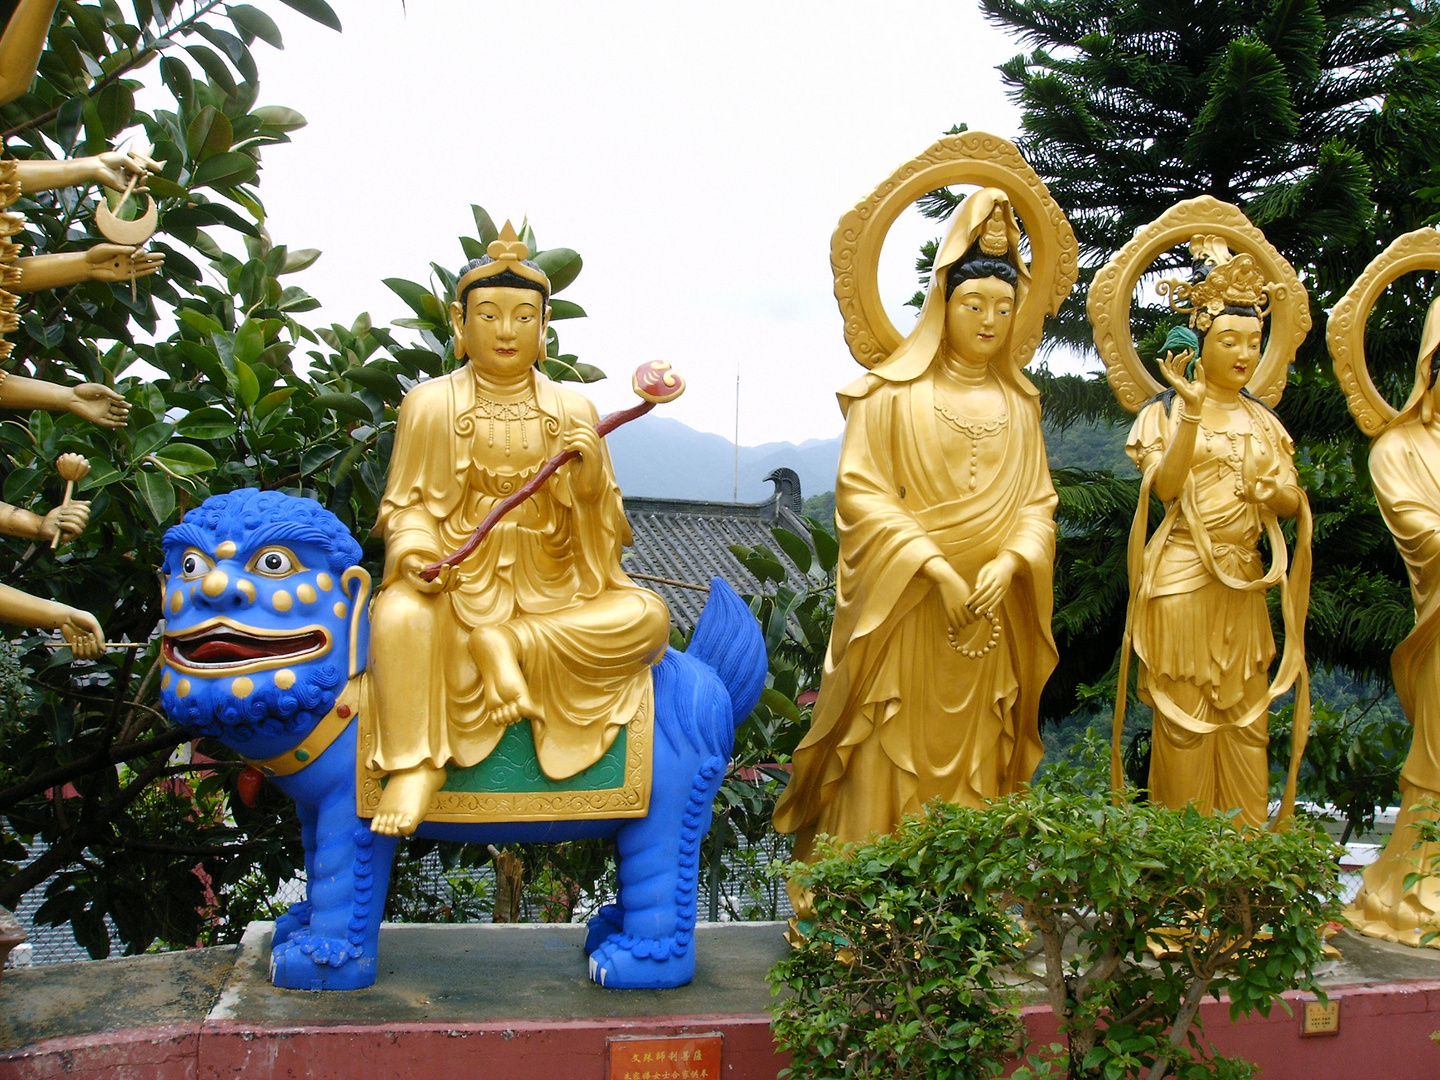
[622,468,813,631]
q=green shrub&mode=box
[773,776,1343,1080]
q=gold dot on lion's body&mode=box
[272,591,293,613]
[176,679,191,698]
[275,669,296,690]
[161,671,172,689]
[215,541,237,559]
[334,601,349,619]
[232,677,254,699]
[168,589,184,614]
[316,573,334,592]
[297,583,317,605]
[201,570,229,597]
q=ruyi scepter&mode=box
[420,360,684,582]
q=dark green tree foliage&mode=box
[0,2,602,953]
[941,1,1440,727]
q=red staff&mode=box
[420,361,685,582]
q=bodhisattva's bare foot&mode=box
[371,763,447,836]
[470,626,532,727]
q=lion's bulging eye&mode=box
[179,549,212,579]
[249,547,300,577]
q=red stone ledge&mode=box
[5,981,1439,1079]
[1014,979,1440,1080]
[0,1014,786,1080]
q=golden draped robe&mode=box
[364,365,669,782]
[772,365,1057,860]
[1123,396,1309,826]
[1348,412,1440,941]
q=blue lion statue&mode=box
[158,489,766,992]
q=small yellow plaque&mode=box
[1301,999,1340,1036]
[608,1033,722,1080]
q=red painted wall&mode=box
[3,982,1438,1079]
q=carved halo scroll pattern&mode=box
[831,130,1078,369]
[1088,196,1311,413]
[1327,227,1440,438]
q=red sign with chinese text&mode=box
[608,1034,723,1080]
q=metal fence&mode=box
[9,831,795,967]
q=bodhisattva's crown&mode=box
[455,220,550,296]
[1159,235,1275,333]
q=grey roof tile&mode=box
[622,468,813,631]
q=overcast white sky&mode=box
[249,1,1035,444]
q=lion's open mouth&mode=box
[164,621,330,672]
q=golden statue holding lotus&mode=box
[1091,198,1313,828]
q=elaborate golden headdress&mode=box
[1158,235,1276,333]
[455,220,550,297]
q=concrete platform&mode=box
[0,922,791,1080]
[4,922,1440,1078]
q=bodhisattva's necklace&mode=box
[473,378,540,455]
[934,363,1009,490]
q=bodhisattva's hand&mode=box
[58,607,104,660]
[1158,349,1205,416]
[37,500,89,544]
[400,553,455,594]
[923,556,977,629]
[968,551,1020,616]
[1242,475,1300,516]
[69,383,129,428]
[84,149,158,192]
[563,424,606,499]
[85,243,163,283]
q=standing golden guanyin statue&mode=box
[772,132,1077,865]
[365,223,670,835]
[1329,228,1440,945]
[1091,199,1314,828]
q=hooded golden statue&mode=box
[1330,228,1440,943]
[772,185,1063,862]
[365,225,670,835]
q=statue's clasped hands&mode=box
[925,554,1009,659]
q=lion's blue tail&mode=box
[652,578,767,761]
[687,578,767,725]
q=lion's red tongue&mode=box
[189,638,272,662]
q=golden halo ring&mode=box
[1087,196,1310,413]
[1327,227,1440,438]
[831,130,1077,369]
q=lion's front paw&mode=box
[273,900,312,946]
[583,903,625,954]
[269,931,375,991]
[587,929,695,990]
